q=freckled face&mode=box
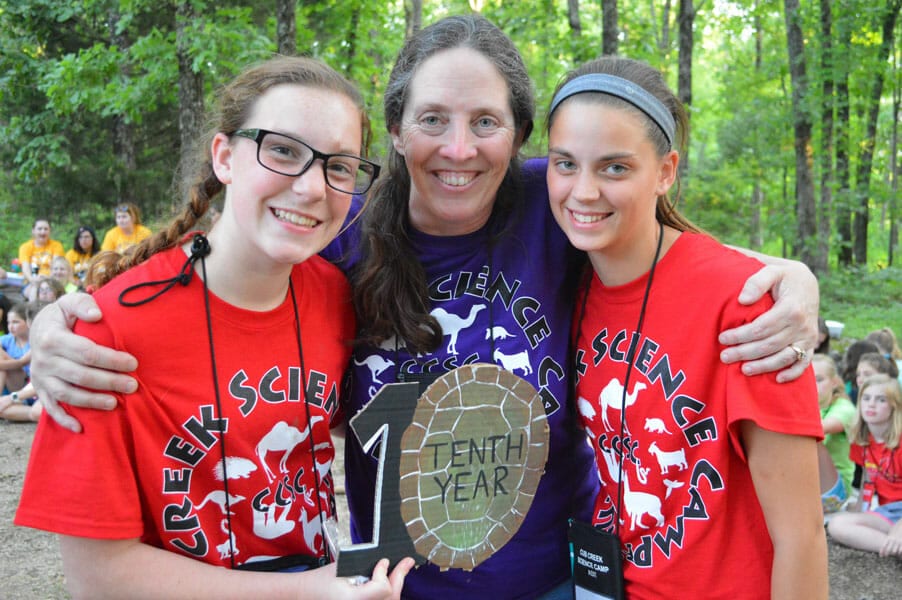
[211,84,361,270]
[392,47,518,236]
[547,100,675,267]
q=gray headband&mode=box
[549,73,676,148]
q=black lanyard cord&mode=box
[288,281,332,565]
[118,235,211,307]
[119,234,331,568]
[575,223,664,537]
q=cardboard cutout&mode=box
[335,364,549,576]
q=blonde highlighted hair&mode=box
[812,354,848,404]
[849,374,902,449]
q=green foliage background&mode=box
[0,0,899,339]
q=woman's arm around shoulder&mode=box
[740,421,827,600]
[720,249,819,383]
[29,292,138,433]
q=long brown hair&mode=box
[546,56,701,235]
[88,56,370,288]
[351,14,535,354]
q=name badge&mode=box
[569,519,625,600]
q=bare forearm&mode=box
[770,531,828,599]
[61,537,303,600]
[60,536,411,600]
[0,357,28,370]
[742,424,827,599]
[821,416,845,435]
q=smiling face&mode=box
[51,260,70,282]
[392,47,518,236]
[211,84,361,271]
[32,220,51,246]
[546,98,677,284]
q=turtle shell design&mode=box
[398,363,549,571]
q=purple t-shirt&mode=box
[324,157,597,599]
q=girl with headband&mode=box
[546,57,827,598]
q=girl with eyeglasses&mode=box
[66,225,100,284]
[16,56,411,599]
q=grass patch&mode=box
[818,266,902,343]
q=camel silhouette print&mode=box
[256,418,324,482]
[599,378,647,433]
[430,305,486,354]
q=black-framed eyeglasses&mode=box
[232,128,381,195]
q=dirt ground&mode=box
[2,420,900,599]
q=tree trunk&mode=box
[677,0,694,181]
[835,10,853,265]
[405,0,423,39]
[276,0,296,56]
[602,0,618,55]
[852,0,901,264]
[783,0,818,268]
[568,0,582,38]
[176,1,205,206]
[815,0,834,274]
[750,183,763,250]
[891,50,900,266]
[658,0,672,55]
[748,0,763,251]
[108,8,136,204]
[568,0,586,62]
[345,6,360,76]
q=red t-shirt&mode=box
[16,246,354,568]
[851,436,902,505]
[574,233,822,599]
